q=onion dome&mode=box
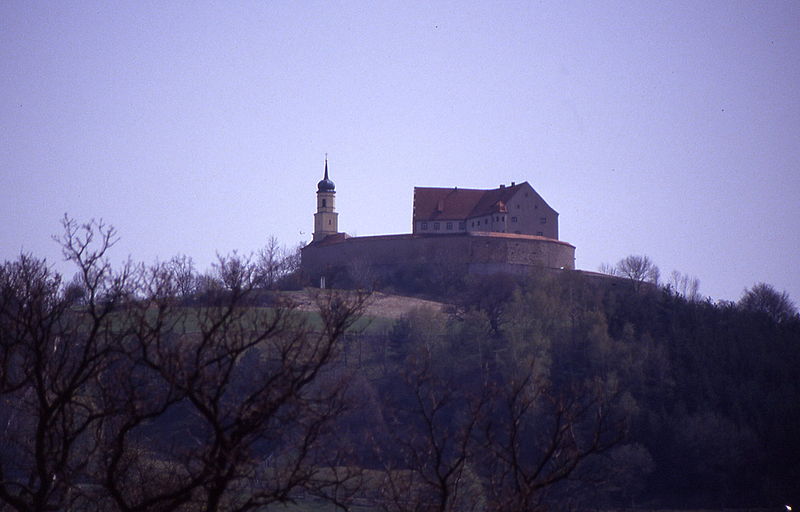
[317,159,335,192]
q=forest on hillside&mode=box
[343,256,800,509]
[1,218,799,511]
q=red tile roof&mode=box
[413,182,529,221]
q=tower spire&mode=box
[317,156,335,192]
[313,155,338,241]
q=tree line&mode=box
[1,219,625,512]
[2,219,799,511]
[1,218,368,511]
[329,251,799,508]
[433,257,799,507]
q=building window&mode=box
[511,216,517,223]
[540,217,547,224]
[434,222,440,231]
[421,222,428,230]
[328,220,332,225]
[322,199,327,208]
[517,204,520,209]
[537,231,543,236]
[446,222,453,230]
[501,216,505,221]
[535,204,538,209]
[459,222,465,230]
[484,219,488,225]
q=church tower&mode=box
[313,158,338,242]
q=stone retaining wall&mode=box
[301,232,575,283]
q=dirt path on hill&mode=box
[283,290,449,319]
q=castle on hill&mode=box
[300,160,576,286]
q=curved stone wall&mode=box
[301,232,575,283]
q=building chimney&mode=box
[499,184,505,188]
[511,181,516,186]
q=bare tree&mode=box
[373,352,624,512]
[667,270,701,301]
[0,217,367,512]
[739,282,797,324]
[376,353,485,512]
[88,260,369,512]
[480,367,625,512]
[0,217,130,512]
[255,236,301,290]
[597,262,618,277]
[166,254,198,299]
[615,255,659,293]
[461,274,518,334]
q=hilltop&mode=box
[283,289,449,320]
[3,217,799,511]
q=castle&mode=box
[300,160,576,286]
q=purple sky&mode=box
[2,1,799,303]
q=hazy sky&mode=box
[2,1,799,303]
